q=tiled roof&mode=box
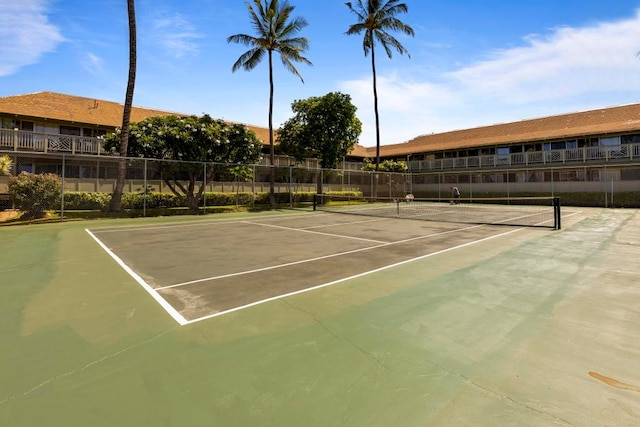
[347,144,370,158]
[0,91,271,143]
[373,103,640,157]
[3,92,640,158]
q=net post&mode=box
[313,194,317,211]
[553,197,561,230]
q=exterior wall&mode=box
[0,176,8,193]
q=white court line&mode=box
[240,220,388,244]
[182,226,527,325]
[88,211,328,233]
[89,211,577,326]
[301,216,392,230]
[155,223,484,290]
[85,229,188,326]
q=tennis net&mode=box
[314,194,561,229]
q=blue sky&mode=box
[3,1,640,147]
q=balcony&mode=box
[0,128,105,155]
[3,128,640,172]
[408,143,640,172]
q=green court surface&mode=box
[1,207,640,426]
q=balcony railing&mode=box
[0,128,368,170]
[3,128,640,172]
[0,128,105,155]
[408,143,640,172]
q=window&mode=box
[559,170,580,181]
[600,136,620,146]
[20,121,34,131]
[621,134,640,144]
[18,163,34,173]
[621,167,640,180]
[60,125,81,136]
[0,118,16,129]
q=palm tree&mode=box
[228,0,311,208]
[345,0,414,171]
[109,0,137,212]
[0,155,12,176]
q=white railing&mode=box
[0,128,106,154]
[3,128,640,172]
[408,143,640,171]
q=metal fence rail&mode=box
[1,152,640,220]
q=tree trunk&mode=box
[371,39,380,172]
[109,0,137,212]
[370,38,380,198]
[268,51,276,209]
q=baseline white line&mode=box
[156,223,485,290]
[183,226,526,325]
[85,229,188,325]
[240,220,388,244]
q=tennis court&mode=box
[87,202,562,325]
[3,204,640,426]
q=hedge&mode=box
[61,191,321,211]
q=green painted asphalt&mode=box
[1,209,639,426]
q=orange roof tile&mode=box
[374,103,640,157]
[3,92,639,158]
[0,91,272,144]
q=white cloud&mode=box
[0,0,65,76]
[450,12,640,101]
[151,14,202,58]
[341,9,640,146]
[83,53,105,75]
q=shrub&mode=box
[63,191,111,210]
[8,172,62,219]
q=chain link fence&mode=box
[1,152,640,221]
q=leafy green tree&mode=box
[345,0,414,170]
[103,115,263,211]
[362,158,407,172]
[278,92,362,169]
[228,0,312,208]
[110,0,137,212]
[8,172,61,219]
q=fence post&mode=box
[143,158,148,217]
[289,165,293,208]
[60,154,65,222]
[203,162,207,214]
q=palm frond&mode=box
[231,48,265,72]
[345,0,368,22]
[228,0,312,85]
[374,30,409,58]
[226,33,257,47]
[345,0,414,58]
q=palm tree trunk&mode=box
[371,41,381,172]
[268,51,276,209]
[371,40,380,198]
[110,0,137,212]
